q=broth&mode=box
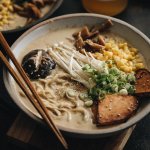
[12,27,145,130]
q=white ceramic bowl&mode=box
[3,13,150,137]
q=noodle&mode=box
[19,66,90,122]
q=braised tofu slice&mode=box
[135,69,150,97]
[97,95,138,126]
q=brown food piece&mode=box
[74,32,85,50]
[32,0,45,7]
[97,95,138,126]
[91,19,113,33]
[80,26,100,40]
[13,4,24,12]
[87,30,99,39]
[73,19,112,53]
[73,26,90,39]
[79,49,85,55]
[17,11,29,17]
[98,35,105,46]
[73,28,99,40]
[135,69,150,97]
[26,18,35,25]
[80,26,90,39]
[24,3,41,18]
[85,39,104,52]
[13,0,55,23]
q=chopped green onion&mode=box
[66,89,76,97]
[79,93,88,101]
[110,84,119,92]
[84,100,93,107]
[119,89,128,95]
[82,64,135,102]
[109,67,120,75]
[128,85,135,94]
[127,73,136,83]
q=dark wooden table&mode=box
[0,0,150,150]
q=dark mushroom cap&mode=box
[22,49,56,80]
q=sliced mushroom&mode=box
[98,35,105,46]
[74,32,85,50]
[13,4,24,12]
[32,0,45,8]
[73,19,112,53]
[91,19,113,33]
[73,27,99,40]
[80,26,90,40]
[87,30,99,39]
[24,3,41,18]
[17,11,29,17]
[85,39,104,52]
[25,17,34,25]
[73,26,90,39]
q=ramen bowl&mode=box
[3,13,150,137]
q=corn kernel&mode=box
[130,51,135,56]
[128,61,133,66]
[127,55,134,60]
[97,54,103,60]
[2,10,7,16]
[103,56,109,61]
[119,43,124,48]
[116,59,128,67]
[104,51,113,58]
[0,22,4,26]
[113,55,120,62]
[112,48,119,55]
[123,45,128,51]
[0,4,3,11]
[8,5,13,12]
[3,15,8,20]
[135,63,144,69]
[130,48,138,54]
[135,54,141,59]
[135,58,143,63]
[122,66,132,73]
[118,52,125,59]
[123,43,128,46]
[105,43,112,49]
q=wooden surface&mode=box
[7,113,136,150]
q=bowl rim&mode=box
[2,0,63,34]
[3,13,150,136]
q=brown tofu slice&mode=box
[97,94,138,126]
[135,69,150,97]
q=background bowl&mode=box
[2,0,63,34]
[3,13,150,137]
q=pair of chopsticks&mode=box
[0,32,68,149]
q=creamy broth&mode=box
[13,27,98,130]
[13,27,145,130]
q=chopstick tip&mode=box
[64,143,69,150]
